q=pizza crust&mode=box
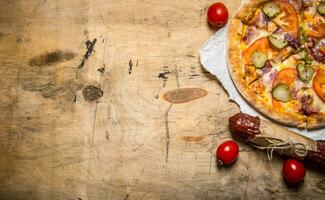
[307,114,325,129]
[235,0,268,23]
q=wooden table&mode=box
[0,0,324,199]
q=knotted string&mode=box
[250,135,308,160]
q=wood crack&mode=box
[86,27,108,197]
[128,59,133,74]
[244,166,250,200]
[209,85,220,175]
[164,66,180,168]
[129,59,139,74]
[79,38,97,68]
[9,65,22,140]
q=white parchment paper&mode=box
[199,26,324,140]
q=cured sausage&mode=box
[229,112,325,168]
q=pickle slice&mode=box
[272,83,291,102]
[299,27,307,45]
[250,51,268,68]
[262,2,281,18]
[268,35,288,49]
[317,2,325,16]
[296,62,314,82]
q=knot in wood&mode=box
[82,85,103,101]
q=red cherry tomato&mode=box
[282,159,306,184]
[207,2,229,27]
[216,140,239,165]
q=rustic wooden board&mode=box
[0,0,324,199]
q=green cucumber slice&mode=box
[272,83,292,102]
[262,2,280,18]
[297,62,307,81]
[296,62,314,82]
[317,2,325,16]
[250,51,268,68]
[268,35,288,49]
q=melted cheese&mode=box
[276,55,297,71]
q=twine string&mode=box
[250,135,308,160]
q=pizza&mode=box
[228,0,325,129]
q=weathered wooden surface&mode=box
[0,0,324,199]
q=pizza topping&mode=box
[296,62,315,82]
[293,50,311,65]
[263,2,281,18]
[313,68,325,102]
[268,34,288,49]
[272,68,297,87]
[274,46,294,63]
[273,26,285,35]
[305,37,315,48]
[302,0,315,7]
[248,9,270,29]
[320,45,325,55]
[272,1,299,38]
[284,34,300,49]
[272,83,292,102]
[270,69,279,81]
[260,66,278,89]
[288,0,303,12]
[307,22,325,38]
[299,95,318,115]
[299,27,307,45]
[317,2,325,16]
[243,37,275,64]
[242,26,259,45]
[296,50,309,61]
[310,39,325,63]
[294,78,306,94]
[261,60,273,74]
[251,51,268,68]
[291,87,300,100]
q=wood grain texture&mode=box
[0,0,324,199]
